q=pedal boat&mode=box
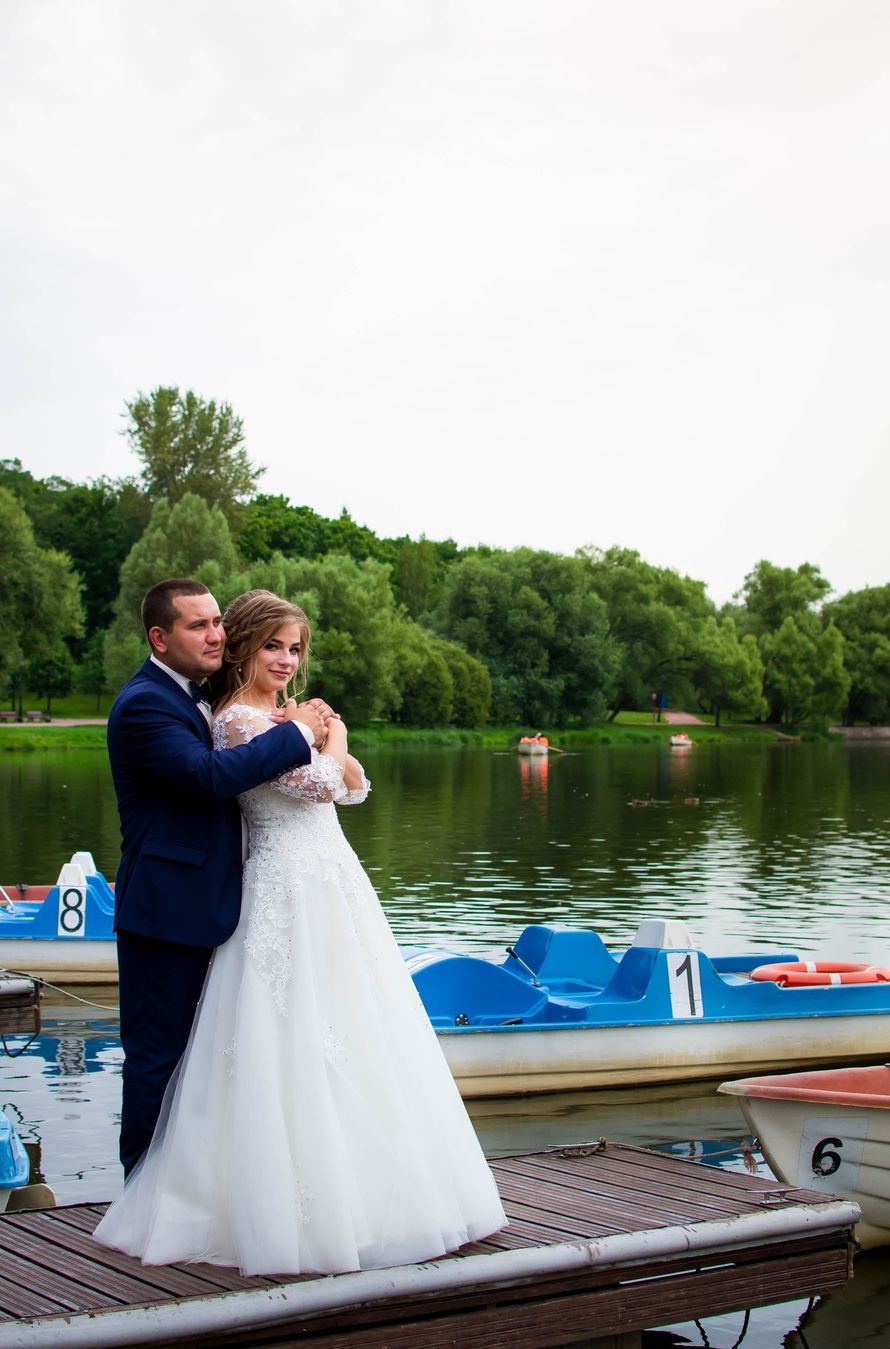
[0,852,116,983]
[405,920,890,1098]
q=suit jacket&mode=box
[107,658,312,948]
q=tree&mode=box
[74,631,109,712]
[391,536,457,619]
[0,462,150,635]
[239,495,397,566]
[738,561,839,723]
[392,621,454,725]
[238,495,331,562]
[738,560,832,636]
[825,585,890,725]
[759,617,850,727]
[582,547,713,718]
[124,387,263,522]
[27,651,75,714]
[0,486,84,696]
[105,493,245,691]
[435,549,616,725]
[433,638,492,727]
[691,618,766,726]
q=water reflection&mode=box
[2,744,889,964]
[518,751,549,801]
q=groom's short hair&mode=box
[141,580,211,637]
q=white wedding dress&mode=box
[94,704,506,1276]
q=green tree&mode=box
[0,462,150,635]
[74,631,109,712]
[239,495,396,566]
[27,650,75,714]
[691,617,766,726]
[238,496,330,561]
[391,536,457,619]
[738,560,839,723]
[435,549,616,725]
[392,621,454,725]
[582,547,713,719]
[759,617,850,727]
[825,585,890,725]
[0,486,84,695]
[738,560,832,636]
[433,638,492,727]
[124,387,263,522]
[105,493,245,691]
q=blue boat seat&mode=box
[504,924,619,993]
[406,950,550,1027]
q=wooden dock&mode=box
[0,1142,859,1348]
[0,974,40,1041]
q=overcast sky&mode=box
[2,1,888,604]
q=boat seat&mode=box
[407,951,550,1027]
[506,924,619,992]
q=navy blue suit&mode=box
[107,658,311,1173]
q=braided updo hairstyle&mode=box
[210,589,311,710]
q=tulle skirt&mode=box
[93,842,506,1275]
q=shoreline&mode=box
[0,720,856,752]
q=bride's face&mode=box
[250,621,303,703]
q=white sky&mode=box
[2,1,889,605]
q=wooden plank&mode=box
[491,1159,706,1227]
[492,1147,765,1209]
[0,1244,122,1316]
[493,1148,807,1223]
[0,1210,250,1302]
[492,1159,731,1232]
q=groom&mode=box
[107,578,327,1176]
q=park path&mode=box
[660,710,706,725]
[0,718,107,728]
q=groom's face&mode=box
[151,592,225,681]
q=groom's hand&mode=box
[277,698,329,748]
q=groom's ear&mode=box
[148,625,168,655]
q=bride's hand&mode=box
[278,698,326,747]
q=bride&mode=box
[94,589,506,1276]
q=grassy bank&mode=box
[350,719,808,749]
[0,726,109,751]
[0,718,831,753]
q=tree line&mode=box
[2,386,888,728]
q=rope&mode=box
[0,967,118,1014]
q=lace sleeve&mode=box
[214,704,346,803]
[334,764,371,806]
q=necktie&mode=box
[189,681,210,705]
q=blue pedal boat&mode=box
[0,1112,30,1213]
[405,919,890,1097]
[0,852,117,983]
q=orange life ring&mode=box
[751,960,890,987]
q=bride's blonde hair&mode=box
[212,590,311,709]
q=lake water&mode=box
[2,740,890,1345]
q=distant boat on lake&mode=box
[517,735,549,756]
